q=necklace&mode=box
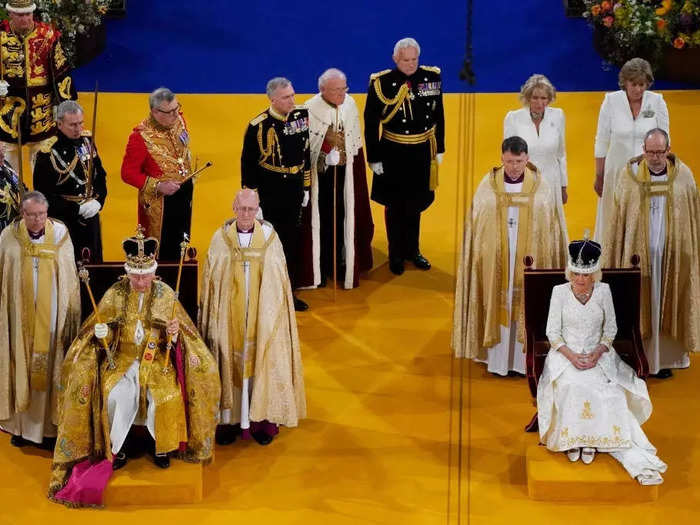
[571,284,592,304]
[530,110,544,121]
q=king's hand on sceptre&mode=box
[157,180,181,196]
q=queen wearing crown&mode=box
[536,236,667,485]
[48,227,220,507]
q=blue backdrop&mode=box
[72,0,694,93]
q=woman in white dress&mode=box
[504,74,568,239]
[537,237,666,485]
[593,58,670,240]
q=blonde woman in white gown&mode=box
[504,74,568,239]
[593,58,670,241]
[537,237,666,485]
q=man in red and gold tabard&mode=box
[0,0,77,172]
[121,87,194,261]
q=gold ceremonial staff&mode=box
[84,81,99,200]
[179,161,213,184]
[162,233,189,374]
[15,119,24,200]
[332,106,339,302]
[78,263,116,369]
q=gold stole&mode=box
[224,221,268,386]
[492,168,538,325]
[17,220,58,392]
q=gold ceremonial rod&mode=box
[85,81,99,200]
[162,233,189,373]
[16,120,24,201]
[78,264,116,369]
[332,107,339,302]
[179,161,213,184]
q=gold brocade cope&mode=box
[492,167,537,325]
[17,220,59,392]
[199,220,307,426]
[602,155,700,350]
[382,127,438,190]
[224,220,269,384]
[452,167,566,359]
[49,278,220,502]
[137,115,192,241]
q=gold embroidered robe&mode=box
[602,154,700,350]
[49,278,220,497]
[199,219,306,427]
[452,165,567,359]
[0,219,80,425]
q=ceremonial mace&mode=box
[332,106,339,302]
[16,119,25,200]
[163,233,190,374]
[78,264,116,369]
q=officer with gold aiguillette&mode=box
[364,37,445,276]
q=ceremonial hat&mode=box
[123,225,158,275]
[5,0,36,14]
[567,231,601,275]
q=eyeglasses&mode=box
[154,103,181,116]
[644,149,668,156]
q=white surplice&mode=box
[593,90,669,241]
[219,222,273,430]
[537,282,666,480]
[477,179,525,376]
[504,106,568,239]
[0,223,65,443]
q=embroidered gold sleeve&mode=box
[54,41,67,71]
[57,77,73,101]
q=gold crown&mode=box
[122,225,159,274]
[5,0,36,13]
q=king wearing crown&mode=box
[48,227,220,508]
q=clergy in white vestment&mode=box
[452,137,566,375]
[302,68,374,289]
[593,57,669,241]
[504,74,568,238]
[199,189,306,446]
[602,128,700,378]
[537,237,666,485]
[0,191,80,449]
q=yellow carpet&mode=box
[2,91,700,523]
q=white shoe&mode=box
[566,448,581,462]
[636,469,664,485]
[581,447,596,464]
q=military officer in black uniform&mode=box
[364,37,445,276]
[241,77,311,311]
[33,100,107,262]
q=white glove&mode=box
[325,148,340,167]
[94,323,109,340]
[436,153,444,165]
[370,162,384,175]
[79,199,101,219]
[302,190,310,208]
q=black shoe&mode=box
[251,431,274,446]
[39,436,57,452]
[112,452,128,471]
[507,370,526,378]
[318,275,327,288]
[216,425,238,446]
[294,296,309,312]
[154,453,170,469]
[411,254,431,270]
[389,258,404,275]
[10,435,29,447]
[653,368,673,379]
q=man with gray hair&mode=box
[0,190,80,450]
[241,77,311,311]
[33,100,108,261]
[602,128,700,378]
[364,37,445,276]
[121,87,194,261]
[302,68,374,289]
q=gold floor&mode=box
[2,91,700,523]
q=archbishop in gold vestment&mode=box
[602,154,700,358]
[199,219,306,430]
[49,277,220,498]
[0,219,80,442]
[452,165,567,360]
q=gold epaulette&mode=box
[421,65,441,74]
[250,112,268,126]
[370,69,391,81]
[39,136,58,153]
[80,129,92,137]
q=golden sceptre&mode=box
[78,263,116,369]
[163,233,189,373]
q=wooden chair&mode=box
[77,247,200,323]
[522,255,648,432]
